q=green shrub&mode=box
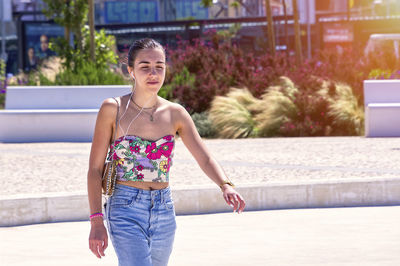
[368,69,400,79]
[0,59,5,109]
[52,61,126,85]
[160,66,194,100]
[191,112,216,138]
[0,93,4,109]
[26,60,127,85]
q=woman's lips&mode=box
[147,81,158,84]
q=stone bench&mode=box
[0,85,131,142]
[364,80,400,137]
[5,85,132,109]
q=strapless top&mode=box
[107,134,175,183]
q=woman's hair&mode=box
[127,38,165,68]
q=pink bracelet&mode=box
[90,212,104,220]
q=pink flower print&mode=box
[112,152,120,161]
[136,165,144,171]
[160,142,174,157]
[163,135,173,141]
[137,173,144,180]
[145,142,155,153]
[145,142,163,160]
[130,144,140,154]
[114,137,123,146]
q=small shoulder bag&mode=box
[102,97,120,196]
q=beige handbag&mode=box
[102,97,120,196]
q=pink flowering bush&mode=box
[164,31,389,137]
[165,31,289,113]
[164,31,364,114]
[278,86,332,137]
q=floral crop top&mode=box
[107,135,175,183]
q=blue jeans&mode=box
[104,183,177,266]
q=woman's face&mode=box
[28,48,34,58]
[128,48,166,95]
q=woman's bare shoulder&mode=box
[102,94,130,109]
[101,97,117,110]
[158,97,185,112]
[98,96,125,120]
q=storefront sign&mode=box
[323,23,354,43]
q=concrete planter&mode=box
[1,177,400,227]
[0,85,131,142]
[364,80,400,137]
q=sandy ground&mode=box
[1,137,400,196]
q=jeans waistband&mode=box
[114,183,172,200]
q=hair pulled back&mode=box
[127,38,165,68]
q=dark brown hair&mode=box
[127,38,165,68]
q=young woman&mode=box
[87,38,246,266]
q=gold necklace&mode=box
[130,94,157,122]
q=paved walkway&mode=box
[2,137,400,196]
[1,137,400,264]
[1,206,399,266]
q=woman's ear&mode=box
[127,66,135,80]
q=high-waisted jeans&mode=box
[104,183,177,266]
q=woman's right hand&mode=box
[89,220,108,259]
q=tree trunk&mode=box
[265,0,276,56]
[64,27,70,44]
[292,0,302,65]
[64,0,70,45]
[282,0,289,56]
[88,0,95,61]
[74,1,83,52]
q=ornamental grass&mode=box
[209,88,260,138]
[318,81,365,136]
[254,77,298,137]
[209,76,364,138]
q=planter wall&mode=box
[364,80,400,137]
[0,85,131,142]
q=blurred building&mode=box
[316,0,400,16]
[208,0,283,18]
[2,0,400,75]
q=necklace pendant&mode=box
[150,115,154,122]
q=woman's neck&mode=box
[131,90,158,108]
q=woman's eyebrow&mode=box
[138,60,165,64]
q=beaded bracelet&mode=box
[90,212,104,220]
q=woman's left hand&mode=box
[222,186,246,214]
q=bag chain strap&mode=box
[107,97,120,161]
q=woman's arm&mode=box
[87,98,117,258]
[87,98,116,216]
[173,104,245,214]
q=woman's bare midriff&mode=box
[116,180,169,191]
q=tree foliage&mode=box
[42,0,118,72]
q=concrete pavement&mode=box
[1,205,400,266]
[2,137,400,264]
[2,177,400,226]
